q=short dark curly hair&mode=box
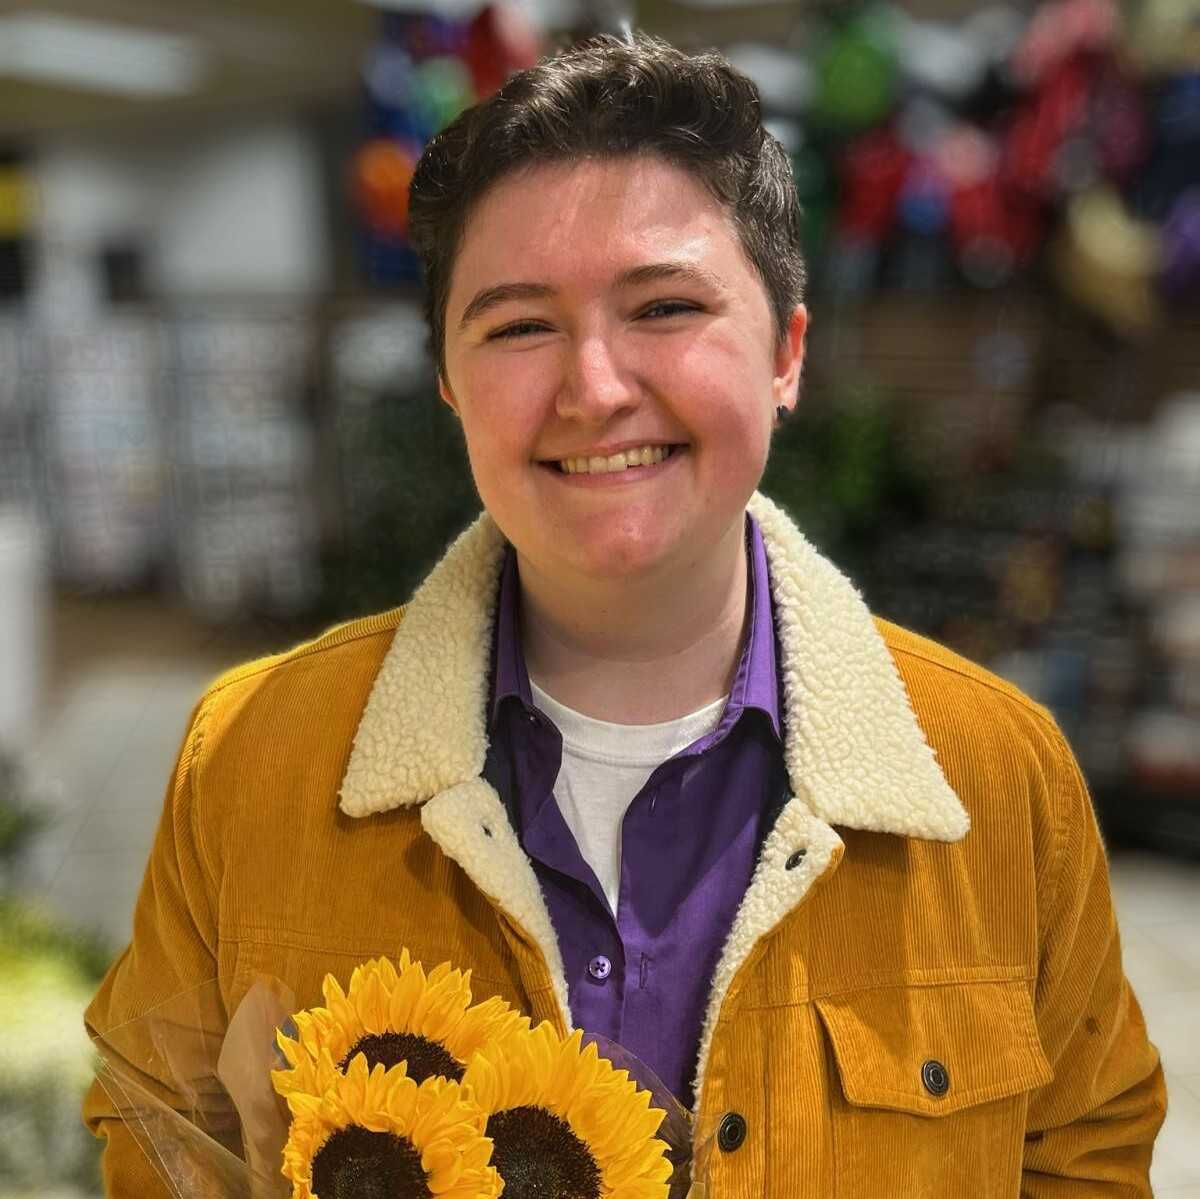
[408,32,806,380]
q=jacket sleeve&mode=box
[81,693,224,1199]
[1021,722,1167,1195]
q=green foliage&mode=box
[0,755,47,868]
[0,943,103,1195]
[0,752,109,1195]
[0,895,112,984]
[324,383,481,619]
[761,378,931,577]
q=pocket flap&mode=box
[814,980,1053,1117]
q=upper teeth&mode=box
[558,446,672,474]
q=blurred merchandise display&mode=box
[40,316,166,590]
[352,4,541,285]
[992,394,1200,850]
[724,0,1200,330]
[167,309,321,622]
[1108,395,1200,846]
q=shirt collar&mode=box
[732,512,783,738]
[488,513,782,739]
[489,545,533,726]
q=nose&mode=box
[555,331,638,424]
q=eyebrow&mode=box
[456,262,727,330]
[617,262,726,292]
[458,282,555,330]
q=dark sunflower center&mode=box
[338,1032,464,1082]
[485,1105,601,1199]
[310,1125,431,1199]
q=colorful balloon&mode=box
[811,9,898,132]
[465,4,540,99]
[351,139,418,237]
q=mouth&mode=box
[542,444,688,475]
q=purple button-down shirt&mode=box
[482,514,788,1104]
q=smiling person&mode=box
[84,33,1164,1198]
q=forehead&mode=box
[447,155,748,303]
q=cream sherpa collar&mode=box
[339,490,967,844]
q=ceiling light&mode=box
[0,13,208,97]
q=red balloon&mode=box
[464,4,540,100]
[837,127,911,239]
[1002,57,1090,202]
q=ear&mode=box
[438,375,460,416]
[771,304,808,412]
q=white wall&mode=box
[33,117,330,306]
[154,120,329,297]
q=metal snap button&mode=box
[785,848,807,870]
[587,955,612,982]
[922,1059,950,1096]
[717,1111,747,1153]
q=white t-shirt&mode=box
[529,679,726,914]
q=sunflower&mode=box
[279,1052,501,1199]
[274,952,526,1097]
[462,1022,672,1199]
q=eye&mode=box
[638,299,700,320]
[486,319,550,341]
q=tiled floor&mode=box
[21,594,281,941]
[17,597,1200,1194]
[1111,856,1200,1196]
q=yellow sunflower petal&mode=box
[375,955,401,989]
[387,957,427,1030]
[321,973,347,1009]
[461,1049,502,1112]
[276,1028,306,1069]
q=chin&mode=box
[561,528,685,582]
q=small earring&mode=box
[775,404,791,424]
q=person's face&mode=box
[439,154,807,587]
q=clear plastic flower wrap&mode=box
[92,975,295,1198]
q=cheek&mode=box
[458,362,553,453]
[459,411,543,510]
[666,334,776,433]
[688,378,774,458]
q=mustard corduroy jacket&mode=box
[83,491,1166,1197]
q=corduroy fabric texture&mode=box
[82,505,1165,1198]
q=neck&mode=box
[516,519,749,724]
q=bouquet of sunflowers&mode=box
[93,950,698,1199]
[272,951,677,1198]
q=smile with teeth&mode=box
[556,445,678,474]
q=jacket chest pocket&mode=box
[813,979,1053,1199]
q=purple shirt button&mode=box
[587,955,612,982]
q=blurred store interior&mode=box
[0,0,1199,1193]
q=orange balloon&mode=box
[352,140,416,236]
